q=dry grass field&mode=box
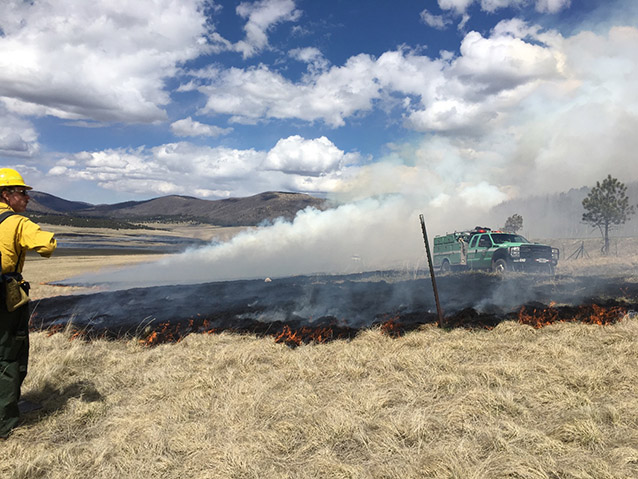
[25,254,160,299]
[25,222,251,299]
[3,318,638,478]
[2,232,638,478]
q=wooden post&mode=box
[419,214,445,326]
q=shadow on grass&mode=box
[19,380,103,426]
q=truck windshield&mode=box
[491,233,528,244]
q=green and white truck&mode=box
[432,227,559,273]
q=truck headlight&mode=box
[552,248,559,261]
[510,246,520,258]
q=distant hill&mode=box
[26,191,328,227]
[27,191,93,214]
[27,183,637,236]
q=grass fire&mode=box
[35,299,632,348]
[5,307,638,478]
[3,241,638,478]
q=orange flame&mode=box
[36,302,631,347]
[274,325,302,346]
[518,303,627,329]
[274,325,346,347]
[379,317,402,337]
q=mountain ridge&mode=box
[24,181,638,237]
[26,191,328,227]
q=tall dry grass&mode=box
[2,317,638,479]
[7,235,638,477]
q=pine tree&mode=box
[582,175,636,255]
[503,214,523,233]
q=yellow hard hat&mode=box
[0,168,32,189]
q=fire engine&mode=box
[432,227,559,273]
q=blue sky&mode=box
[1,0,637,206]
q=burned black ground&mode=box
[29,271,638,345]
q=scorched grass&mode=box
[2,317,638,479]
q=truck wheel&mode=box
[492,259,507,274]
[441,259,451,273]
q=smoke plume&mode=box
[67,11,638,290]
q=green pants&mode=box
[0,303,29,438]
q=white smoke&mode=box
[68,177,506,290]
[69,11,638,289]
[69,196,423,288]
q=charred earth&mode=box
[30,271,638,346]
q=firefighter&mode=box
[0,168,56,439]
[458,235,468,265]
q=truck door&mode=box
[467,234,493,269]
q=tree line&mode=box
[503,174,636,255]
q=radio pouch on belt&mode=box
[5,276,28,312]
[0,210,30,312]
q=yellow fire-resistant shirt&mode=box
[0,203,56,274]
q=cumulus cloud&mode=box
[192,54,382,127]
[341,22,638,200]
[451,29,561,88]
[49,144,263,197]
[534,0,571,14]
[30,8,638,207]
[437,0,571,15]
[0,0,571,136]
[189,24,562,134]
[48,136,360,198]
[289,47,329,72]
[234,0,301,58]
[438,0,475,15]
[478,0,526,13]
[0,110,39,158]
[403,23,563,133]
[420,9,453,29]
[170,117,233,137]
[289,47,324,64]
[0,0,210,123]
[263,135,358,175]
